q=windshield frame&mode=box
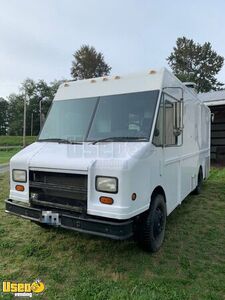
[37,90,160,144]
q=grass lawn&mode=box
[0,149,21,164]
[0,169,225,300]
[0,136,36,146]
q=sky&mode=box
[0,0,225,98]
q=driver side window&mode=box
[164,97,177,146]
[153,93,183,147]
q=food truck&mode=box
[5,68,211,252]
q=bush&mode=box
[0,136,36,146]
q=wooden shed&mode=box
[199,90,225,163]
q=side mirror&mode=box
[173,128,182,137]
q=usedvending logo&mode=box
[2,279,45,297]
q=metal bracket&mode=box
[41,211,60,225]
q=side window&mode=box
[153,92,183,147]
[165,98,177,145]
[164,93,183,146]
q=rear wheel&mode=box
[193,167,203,195]
[136,194,167,252]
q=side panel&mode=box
[153,70,211,215]
[200,103,211,179]
[163,151,181,212]
[180,96,200,199]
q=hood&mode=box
[11,141,153,172]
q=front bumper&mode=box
[5,199,133,240]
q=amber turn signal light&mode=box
[16,185,25,192]
[99,196,114,205]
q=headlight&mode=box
[12,169,27,183]
[96,176,118,193]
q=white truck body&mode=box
[6,68,211,250]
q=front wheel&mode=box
[136,194,167,252]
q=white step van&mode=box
[5,68,210,252]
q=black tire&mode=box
[136,194,167,252]
[193,168,203,195]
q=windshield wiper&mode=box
[91,136,148,145]
[38,138,83,145]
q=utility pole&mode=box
[23,92,27,148]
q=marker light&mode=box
[16,185,25,192]
[131,193,137,201]
[100,196,114,205]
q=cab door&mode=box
[153,90,183,214]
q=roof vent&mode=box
[184,82,197,93]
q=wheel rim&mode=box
[153,206,164,239]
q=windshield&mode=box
[38,90,159,143]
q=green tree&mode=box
[0,98,9,135]
[167,37,224,92]
[71,45,111,80]
[7,79,62,136]
[22,79,62,135]
[7,94,24,136]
